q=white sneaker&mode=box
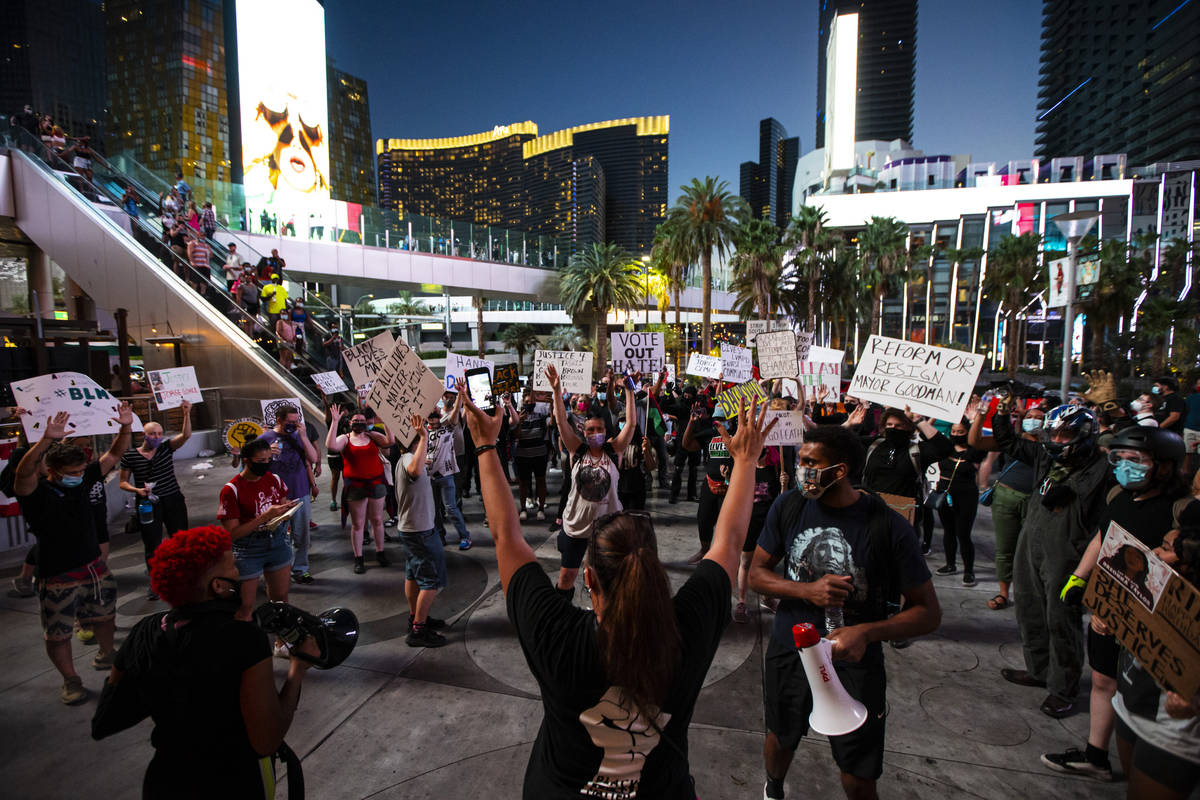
[536,509,546,521]
[519,510,528,521]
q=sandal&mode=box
[987,594,1011,610]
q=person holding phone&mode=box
[325,406,396,574]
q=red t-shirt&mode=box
[218,472,289,524]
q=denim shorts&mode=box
[399,528,447,590]
[233,525,294,580]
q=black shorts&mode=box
[327,454,343,472]
[1087,627,1119,679]
[1115,715,1200,794]
[763,638,887,780]
[557,532,589,569]
[744,503,770,553]
[345,479,386,502]
[515,455,547,481]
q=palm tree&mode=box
[729,217,786,321]
[984,232,1043,377]
[667,177,745,352]
[558,242,644,372]
[385,291,431,316]
[649,216,694,332]
[498,323,540,373]
[545,325,590,351]
[823,247,869,350]
[857,216,911,336]
[934,245,983,345]
[1077,237,1145,369]
[783,205,836,331]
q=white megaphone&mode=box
[793,622,868,736]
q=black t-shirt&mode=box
[506,560,730,800]
[757,491,931,654]
[18,462,103,579]
[1156,392,1187,433]
[1099,490,1196,550]
[862,433,951,497]
[936,447,985,492]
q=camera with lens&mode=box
[253,602,359,669]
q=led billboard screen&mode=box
[235,0,331,223]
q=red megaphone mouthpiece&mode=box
[793,622,820,649]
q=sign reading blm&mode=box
[611,332,664,375]
[11,372,144,442]
[849,335,984,423]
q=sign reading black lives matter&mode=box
[756,330,799,379]
[611,332,664,374]
[849,335,984,423]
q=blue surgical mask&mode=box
[58,475,84,488]
[598,392,607,401]
[1151,385,1162,395]
[586,433,606,448]
[1021,418,1043,433]
[1113,459,1152,489]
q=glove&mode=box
[1082,370,1118,412]
[1060,574,1088,605]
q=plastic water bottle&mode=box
[138,499,155,525]
[825,606,844,635]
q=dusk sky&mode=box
[326,0,1044,202]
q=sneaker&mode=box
[8,576,34,598]
[375,550,389,567]
[273,642,290,659]
[962,571,977,587]
[760,597,779,614]
[536,509,546,521]
[60,676,87,705]
[406,626,448,648]
[920,544,932,556]
[935,564,958,576]
[309,520,318,530]
[519,510,528,521]
[353,556,366,574]
[407,614,447,633]
[330,501,339,511]
[763,778,786,800]
[733,602,750,624]
[292,571,314,584]
[1040,748,1113,781]
[384,517,398,528]
[91,649,114,670]
[74,621,95,644]
[458,538,472,551]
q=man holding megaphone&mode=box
[751,425,942,800]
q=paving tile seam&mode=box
[355,739,535,799]
[297,672,403,763]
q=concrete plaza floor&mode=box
[0,456,1131,799]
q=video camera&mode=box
[253,602,359,669]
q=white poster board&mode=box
[805,345,844,365]
[261,397,305,427]
[532,350,594,394]
[147,366,203,410]
[720,344,753,383]
[798,361,842,399]
[341,331,396,390]
[610,332,664,374]
[311,370,349,395]
[745,320,774,345]
[795,329,815,363]
[367,339,445,448]
[11,372,144,442]
[444,352,494,391]
[764,409,806,445]
[849,335,985,423]
[685,353,722,379]
[757,330,799,379]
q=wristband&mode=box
[1060,574,1087,605]
[474,444,497,456]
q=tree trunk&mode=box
[871,288,883,337]
[1006,297,1020,378]
[701,248,713,353]
[808,275,817,332]
[674,286,682,374]
[516,348,525,374]
[596,307,608,377]
[475,295,485,358]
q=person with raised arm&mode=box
[325,405,396,574]
[460,377,775,798]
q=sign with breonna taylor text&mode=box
[444,352,493,391]
[849,336,984,423]
[756,330,799,379]
[720,344,753,383]
[685,353,722,379]
[341,331,395,391]
[11,371,144,442]
[367,339,445,449]
[532,350,594,395]
[610,332,664,375]
[1085,522,1200,698]
[492,363,520,395]
[717,380,768,419]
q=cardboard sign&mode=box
[532,350,594,394]
[685,353,722,379]
[1085,522,1200,697]
[493,363,520,395]
[878,492,917,525]
[367,339,445,448]
[147,366,203,411]
[795,329,815,363]
[260,398,305,427]
[717,380,768,418]
[757,330,799,379]
[611,331,664,374]
[222,417,264,455]
[848,335,985,423]
[720,344,753,383]
[341,331,395,390]
[311,370,349,395]
[10,372,144,442]
[444,352,494,391]
[764,409,806,445]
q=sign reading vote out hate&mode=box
[311,370,349,395]
[444,352,493,391]
[147,366,203,411]
[1085,522,1200,698]
[685,353,722,379]
[764,409,806,445]
[532,350,594,394]
[367,339,445,449]
[11,372,144,442]
[341,331,395,390]
[717,380,768,418]
[756,330,799,379]
[610,332,664,374]
[720,344,753,383]
[849,336,984,423]
[492,363,520,395]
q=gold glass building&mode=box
[328,63,375,206]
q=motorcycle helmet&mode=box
[1040,404,1099,463]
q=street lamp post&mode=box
[1051,211,1099,400]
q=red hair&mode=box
[149,526,233,607]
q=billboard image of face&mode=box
[236,0,330,213]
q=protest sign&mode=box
[311,371,349,395]
[147,366,203,411]
[532,350,594,394]
[685,353,722,379]
[795,329,815,363]
[717,381,768,418]
[261,398,305,427]
[492,363,520,395]
[805,345,844,365]
[11,372,143,442]
[848,335,984,423]
[610,332,664,374]
[444,352,494,391]
[1085,522,1200,697]
[745,320,778,345]
[222,418,264,455]
[798,360,842,399]
[757,330,799,379]
[367,339,445,448]
[341,331,395,390]
[662,364,677,384]
[764,409,806,445]
[720,344,753,383]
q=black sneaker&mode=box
[962,571,977,586]
[407,614,447,632]
[406,626,447,648]
[1040,748,1112,781]
[292,571,314,585]
[935,564,958,576]
[353,556,366,574]
[920,544,932,556]
[375,550,389,567]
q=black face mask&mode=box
[350,422,367,433]
[950,434,968,446]
[523,404,535,413]
[247,461,271,476]
[284,423,298,434]
[885,428,911,446]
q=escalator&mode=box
[3,127,332,424]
